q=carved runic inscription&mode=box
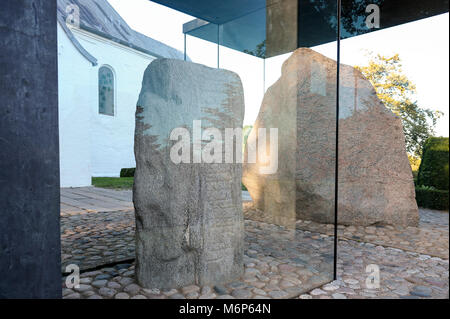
[134,59,244,288]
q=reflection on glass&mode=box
[185,0,339,295]
[336,0,448,260]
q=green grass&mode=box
[92,177,134,189]
[93,177,249,192]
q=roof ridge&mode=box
[57,0,185,60]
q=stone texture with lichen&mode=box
[134,59,244,289]
[243,48,418,227]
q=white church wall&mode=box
[58,23,159,187]
[72,29,156,178]
[58,23,95,187]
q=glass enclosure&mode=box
[55,0,448,299]
[2,0,449,301]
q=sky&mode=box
[108,0,449,136]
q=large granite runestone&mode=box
[134,59,245,288]
[243,48,418,227]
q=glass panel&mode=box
[186,0,339,295]
[340,1,449,293]
[184,0,449,55]
[185,23,219,68]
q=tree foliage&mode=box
[417,137,449,191]
[356,53,442,157]
[243,41,266,59]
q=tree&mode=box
[243,41,266,59]
[356,53,442,157]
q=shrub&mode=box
[120,168,135,178]
[412,171,418,185]
[417,137,449,191]
[415,186,449,211]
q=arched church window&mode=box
[98,66,115,116]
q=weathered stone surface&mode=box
[134,59,245,288]
[243,48,418,227]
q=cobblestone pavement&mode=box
[61,210,135,271]
[299,239,449,299]
[245,204,449,259]
[61,191,252,271]
[62,239,449,300]
[61,203,448,299]
[296,212,449,259]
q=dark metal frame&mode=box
[334,0,341,281]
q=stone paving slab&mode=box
[61,187,253,215]
[61,187,134,215]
